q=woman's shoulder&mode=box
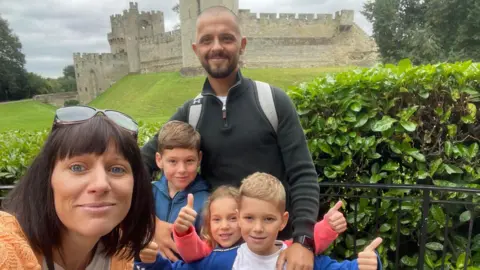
[110,254,134,270]
[0,211,42,268]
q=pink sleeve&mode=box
[314,219,338,254]
[172,225,213,262]
[282,219,338,254]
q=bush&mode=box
[287,59,480,269]
[0,121,164,186]
[64,99,80,106]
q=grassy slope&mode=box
[90,67,347,124]
[0,67,349,132]
[0,100,56,132]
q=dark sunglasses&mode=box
[52,105,139,139]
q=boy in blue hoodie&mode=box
[135,172,383,270]
[151,121,209,248]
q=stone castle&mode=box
[73,0,378,104]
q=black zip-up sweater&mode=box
[141,70,320,240]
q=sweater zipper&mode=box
[166,192,180,221]
[222,102,227,127]
[203,80,240,128]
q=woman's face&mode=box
[51,142,134,239]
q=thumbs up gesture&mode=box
[324,201,347,234]
[139,241,159,263]
[174,193,198,235]
[357,237,382,270]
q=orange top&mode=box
[0,211,133,269]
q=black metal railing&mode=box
[0,185,14,206]
[318,182,479,270]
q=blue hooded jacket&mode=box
[152,174,210,233]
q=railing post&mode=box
[417,189,431,270]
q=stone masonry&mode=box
[73,0,379,104]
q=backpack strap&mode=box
[187,81,278,134]
[188,93,203,130]
[255,80,278,134]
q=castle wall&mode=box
[32,92,78,108]
[240,25,377,68]
[73,52,129,104]
[139,30,183,73]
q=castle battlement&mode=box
[238,9,352,24]
[140,10,162,16]
[73,52,127,62]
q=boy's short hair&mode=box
[157,120,201,153]
[239,172,286,212]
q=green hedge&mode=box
[0,121,163,187]
[287,59,480,269]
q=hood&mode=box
[155,174,210,200]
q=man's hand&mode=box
[139,241,159,263]
[154,218,179,262]
[324,201,347,234]
[276,242,314,270]
[358,237,383,270]
[174,194,197,235]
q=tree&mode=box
[172,2,180,30]
[453,0,480,60]
[62,65,75,78]
[0,15,28,101]
[363,0,480,64]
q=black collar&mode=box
[201,69,246,100]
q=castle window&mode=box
[85,87,88,91]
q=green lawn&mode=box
[0,67,350,132]
[0,100,56,132]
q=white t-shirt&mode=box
[218,96,227,105]
[232,241,287,270]
[42,244,110,270]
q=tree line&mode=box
[362,0,480,65]
[0,16,76,102]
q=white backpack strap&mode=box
[188,93,203,130]
[255,80,278,133]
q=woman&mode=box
[0,106,156,269]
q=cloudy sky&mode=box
[1,0,372,78]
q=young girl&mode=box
[164,185,346,263]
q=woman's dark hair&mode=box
[2,116,156,267]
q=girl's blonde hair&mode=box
[200,185,240,248]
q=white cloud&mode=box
[1,0,371,78]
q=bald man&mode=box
[141,6,320,270]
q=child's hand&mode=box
[324,201,347,234]
[139,241,159,263]
[174,193,197,235]
[358,237,382,270]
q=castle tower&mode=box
[124,2,141,73]
[179,0,239,72]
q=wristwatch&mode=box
[293,235,315,252]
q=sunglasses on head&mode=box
[52,105,139,139]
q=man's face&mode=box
[192,12,246,78]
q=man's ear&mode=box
[240,36,247,55]
[155,152,163,169]
[192,42,198,54]
[280,211,289,231]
